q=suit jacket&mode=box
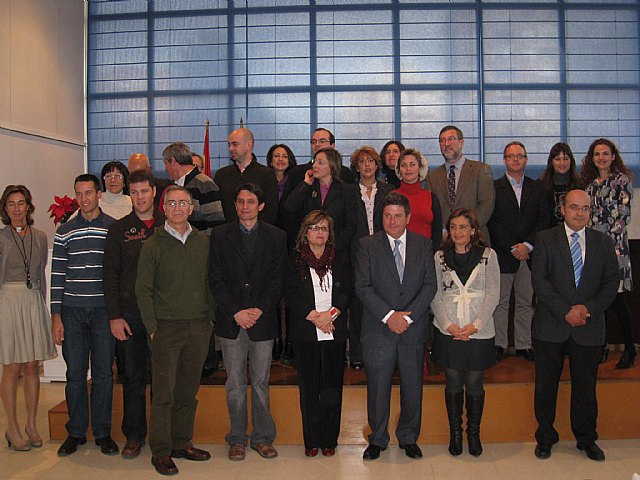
[351,180,395,260]
[426,157,495,242]
[209,220,287,341]
[531,225,619,346]
[283,252,354,343]
[488,175,550,273]
[355,230,436,346]
[284,179,358,254]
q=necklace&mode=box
[10,226,33,289]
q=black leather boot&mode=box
[445,390,464,456]
[466,391,485,457]
[615,348,637,369]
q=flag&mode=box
[203,118,211,177]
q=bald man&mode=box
[128,153,172,207]
[213,128,278,224]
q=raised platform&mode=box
[49,350,640,444]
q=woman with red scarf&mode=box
[284,210,353,457]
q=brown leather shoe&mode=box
[228,443,246,461]
[251,443,278,459]
[170,445,211,461]
[122,438,145,459]
[151,455,179,476]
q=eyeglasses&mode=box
[567,204,591,213]
[307,225,329,232]
[310,138,330,146]
[164,200,192,209]
[104,174,123,181]
[505,154,527,160]
[438,136,459,144]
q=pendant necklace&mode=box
[10,225,33,289]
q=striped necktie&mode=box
[393,239,404,282]
[570,232,582,288]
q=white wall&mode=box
[0,0,85,242]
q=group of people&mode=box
[0,123,634,475]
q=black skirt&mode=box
[431,329,495,371]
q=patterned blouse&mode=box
[586,171,633,292]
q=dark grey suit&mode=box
[531,225,619,448]
[355,230,436,447]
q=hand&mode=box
[387,311,411,334]
[51,314,64,346]
[510,243,530,261]
[565,305,589,327]
[314,310,334,331]
[234,308,262,329]
[110,318,132,341]
[453,323,477,341]
[304,169,314,185]
[149,333,155,341]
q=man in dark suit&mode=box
[209,183,287,462]
[488,141,550,362]
[426,125,495,242]
[355,192,437,461]
[531,189,619,462]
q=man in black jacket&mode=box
[103,170,165,459]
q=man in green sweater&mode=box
[136,185,214,476]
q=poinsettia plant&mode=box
[48,195,79,225]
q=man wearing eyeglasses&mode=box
[488,141,550,363]
[531,189,619,462]
[136,186,214,475]
[426,125,495,243]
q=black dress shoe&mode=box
[399,443,423,459]
[362,444,385,460]
[152,455,179,475]
[516,349,535,362]
[578,443,605,461]
[350,361,364,370]
[615,349,636,369]
[95,435,119,455]
[599,343,610,364]
[534,443,551,459]
[57,436,86,456]
[170,445,211,461]
[495,346,505,362]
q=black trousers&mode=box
[292,340,346,449]
[533,336,600,448]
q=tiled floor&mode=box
[0,382,638,479]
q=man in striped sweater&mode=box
[51,174,118,457]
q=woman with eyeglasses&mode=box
[539,143,582,226]
[284,210,353,457]
[100,161,132,219]
[581,138,635,369]
[0,185,57,451]
[379,140,405,188]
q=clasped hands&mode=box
[234,308,263,329]
[565,304,589,327]
[447,322,478,341]
[510,243,530,261]
[387,311,412,334]
[306,309,338,334]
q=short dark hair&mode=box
[100,161,130,194]
[75,174,102,192]
[128,169,156,188]
[439,125,464,140]
[235,182,265,205]
[313,127,335,145]
[383,191,411,215]
[0,185,35,226]
[503,141,527,158]
[162,142,193,166]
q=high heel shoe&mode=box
[615,349,637,369]
[4,431,31,451]
[25,427,43,448]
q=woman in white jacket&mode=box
[431,208,500,458]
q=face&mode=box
[448,215,474,249]
[552,152,571,175]
[104,168,125,194]
[271,147,290,172]
[310,130,333,155]
[503,144,528,177]
[384,143,401,169]
[5,192,28,226]
[382,204,410,239]
[192,156,204,173]
[439,129,464,163]
[305,219,329,248]
[228,130,253,164]
[75,181,102,216]
[357,154,377,181]
[163,158,180,180]
[129,181,156,217]
[561,190,591,232]
[235,189,264,223]
[592,144,614,174]
[399,155,420,184]
[164,190,194,229]
[312,151,332,182]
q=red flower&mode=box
[48,195,79,225]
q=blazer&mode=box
[426,157,495,242]
[209,220,287,341]
[531,225,619,346]
[283,252,354,343]
[355,230,436,346]
[488,175,550,273]
[284,179,358,254]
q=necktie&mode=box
[393,239,404,282]
[570,232,582,288]
[447,165,456,206]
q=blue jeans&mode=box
[61,306,116,439]
[220,330,275,446]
